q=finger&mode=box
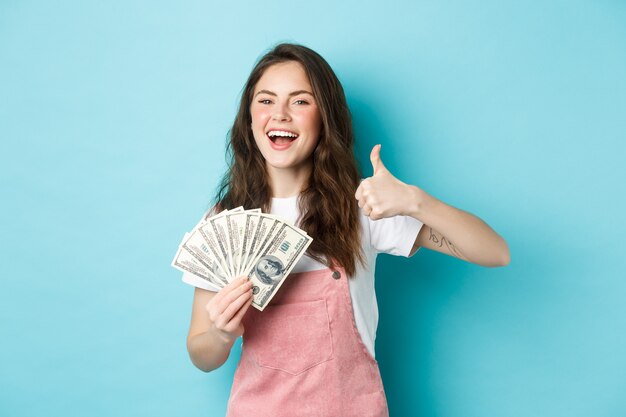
[208,276,246,308]
[227,276,250,288]
[217,279,252,312]
[214,276,248,297]
[226,294,253,331]
[356,178,372,203]
[214,288,251,329]
[362,204,372,217]
[209,278,251,317]
[355,183,363,201]
[223,276,250,294]
[220,288,253,329]
[370,144,387,175]
[370,208,383,220]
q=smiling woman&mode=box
[250,61,322,174]
[180,42,509,417]
[211,44,366,278]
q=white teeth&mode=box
[267,130,298,138]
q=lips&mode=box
[266,129,299,150]
[267,135,295,150]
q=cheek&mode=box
[293,110,321,136]
[303,108,321,125]
[307,110,322,135]
[250,109,269,144]
[250,106,271,126]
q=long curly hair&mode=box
[214,43,364,277]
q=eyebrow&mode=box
[254,89,314,98]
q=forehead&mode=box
[254,61,312,92]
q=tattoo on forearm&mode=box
[428,227,466,259]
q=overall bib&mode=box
[226,267,389,417]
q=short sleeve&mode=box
[181,272,219,292]
[368,214,424,257]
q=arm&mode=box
[407,191,509,267]
[187,277,253,372]
[355,144,510,267]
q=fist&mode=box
[354,144,415,220]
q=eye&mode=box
[294,99,309,105]
[258,99,272,104]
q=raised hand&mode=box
[355,144,420,220]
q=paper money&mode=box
[246,222,313,310]
[181,229,230,286]
[238,213,260,277]
[172,207,312,310]
[171,238,221,291]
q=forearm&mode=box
[187,328,236,372]
[408,186,510,267]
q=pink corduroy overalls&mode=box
[226,266,389,417]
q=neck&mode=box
[267,163,312,198]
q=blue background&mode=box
[2,1,625,416]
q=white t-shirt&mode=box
[182,196,424,358]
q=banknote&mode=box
[172,207,312,310]
[246,222,313,310]
[238,213,260,277]
[226,209,261,280]
[241,215,281,276]
[171,234,221,291]
[181,228,230,286]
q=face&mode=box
[257,259,280,277]
[250,61,322,172]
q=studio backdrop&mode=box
[1,1,625,416]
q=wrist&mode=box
[406,185,430,219]
[210,323,238,347]
[217,332,236,347]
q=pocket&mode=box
[246,299,334,375]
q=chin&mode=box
[267,160,297,169]
[266,158,309,171]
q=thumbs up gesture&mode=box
[355,144,419,220]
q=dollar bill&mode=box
[207,214,236,280]
[180,228,230,286]
[171,235,222,291]
[178,207,239,285]
[246,222,313,310]
[226,209,261,280]
[197,208,243,282]
[241,216,281,277]
[173,207,313,309]
[238,212,261,278]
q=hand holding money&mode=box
[206,277,253,344]
[172,207,313,310]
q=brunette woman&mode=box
[183,43,509,417]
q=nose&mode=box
[271,103,291,121]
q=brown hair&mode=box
[214,43,364,277]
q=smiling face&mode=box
[250,61,322,174]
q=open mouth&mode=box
[267,130,299,145]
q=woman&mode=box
[183,43,509,417]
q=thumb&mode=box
[370,144,387,175]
